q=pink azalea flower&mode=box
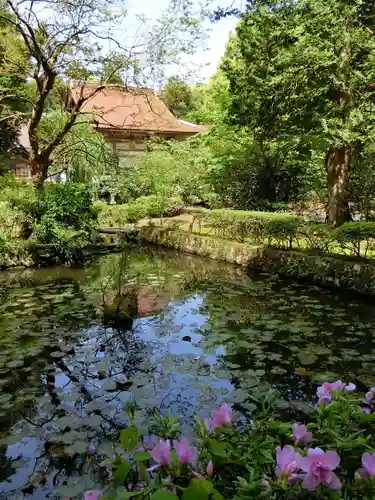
[357,452,375,479]
[297,448,341,490]
[292,423,313,445]
[151,439,171,466]
[211,403,232,428]
[275,446,299,481]
[173,439,196,465]
[84,491,102,500]
[206,460,214,478]
[317,381,346,404]
[345,383,356,392]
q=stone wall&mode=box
[252,248,375,296]
[137,226,375,296]
[137,227,261,265]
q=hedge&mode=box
[186,208,375,259]
[97,196,185,227]
[187,208,305,248]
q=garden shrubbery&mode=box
[0,231,33,268]
[84,382,375,499]
[31,183,97,263]
[97,196,185,227]
[187,208,375,259]
[0,179,99,265]
[187,208,305,247]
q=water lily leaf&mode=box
[72,440,87,454]
[50,351,64,359]
[84,414,102,427]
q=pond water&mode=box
[0,246,374,498]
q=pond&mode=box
[0,246,374,498]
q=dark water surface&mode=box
[0,247,374,498]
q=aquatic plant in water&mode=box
[84,381,375,499]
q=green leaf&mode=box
[134,451,151,462]
[117,488,152,498]
[182,486,209,500]
[152,490,179,500]
[191,479,213,492]
[209,439,230,457]
[114,461,131,487]
[120,425,139,452]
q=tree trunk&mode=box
[326,145,351,226]
[30,158,48,194]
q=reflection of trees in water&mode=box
[0,249,272,496]
[0,320,151,497]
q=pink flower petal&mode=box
[328,472,341,490]
[324,451,340,470]
[206,460,214,478]
[309,448,325,456]
[84,491,102,500]
[288,473,305,485]
[173,439,196,465]
[292,423,312,445]
[303,473,320,490]
[357,467,369,479]
[211,403,232,427]
[151,440,171,466]
[296,455,313,472]
[362,452,375,477]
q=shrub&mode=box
[0,176,39,217]
[33,217,91,264]
[115,138,214,205]
[97,204,131,228]
[39,182,97,232]
[0,201,33,238]
[298,223,336,253]
[187,208,304,247]
[30,183,97,264]
[86,382,375,499]
[97,196,185,227]
[0,231,32,268]
[333,222,375,258]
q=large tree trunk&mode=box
[326,145,351,226]
[30,158,48,194]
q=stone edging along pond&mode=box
[135,226,375,296]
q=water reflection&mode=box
[0,246,374,497]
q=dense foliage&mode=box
[221,0,375,225]
[0,178,98,265]
[186,208,375,259]
[84,383,375,499]
[97,196,184,227]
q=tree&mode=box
[36,110,117,184]
[0,1,28,160]
[185,70,231,125]
[161,76,193,118]
[0,0,208,190]
[222,0,375,225]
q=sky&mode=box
[125,0,239,82]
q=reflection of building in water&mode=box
[102,282,181,322]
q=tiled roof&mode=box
[70,82,208,135]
